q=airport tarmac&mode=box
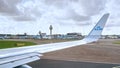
[29,59,120,68]
[28,39,120,68]
[42,39,120,64]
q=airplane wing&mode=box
[0,13,109,68]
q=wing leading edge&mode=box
[0,13,109,68]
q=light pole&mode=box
[49,25,53,39]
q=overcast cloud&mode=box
[0,0,119,35]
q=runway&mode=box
[29,59,120,68]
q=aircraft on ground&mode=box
[0,13,109,68]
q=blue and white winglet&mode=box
[0,13,109,68]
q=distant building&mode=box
[51,34,64,39]
[33,33,47,39]
[107,35,118,39]
[1,33,120,40]
[101,35,106,39]
[16,34,28,39]
[41,33,46,38]
[118,35,120,38]
[101,35,119,39]
[67,33,81,36]
[0,34,12,39]
[66,32,83,39]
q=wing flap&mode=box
[0,52,42,68]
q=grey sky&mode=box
[0,0,119,35]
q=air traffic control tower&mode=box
[49,25,53,39]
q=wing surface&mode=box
[0,13,109,68]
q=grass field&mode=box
[30,39,77,44]
[114,41,120,44]
[0,40,36,49]
[0,39,76,49]
[0,39,119,49]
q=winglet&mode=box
[83,13,110,42]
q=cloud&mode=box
[0,0,105,22]
[42,0,91,26]
[80,0,107,16]
[66,9,90,21]
[13,16,35,21]
[0,0,21,15]
[104,0,120,28]
[0,0,42,21]
[0,0,120,34]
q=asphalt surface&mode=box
[29,59,120,68]
[28,39,120,68]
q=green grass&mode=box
[0,40,36,49]
[114,41,120,44]
[33,39,77,44]
[0,39,78,49]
